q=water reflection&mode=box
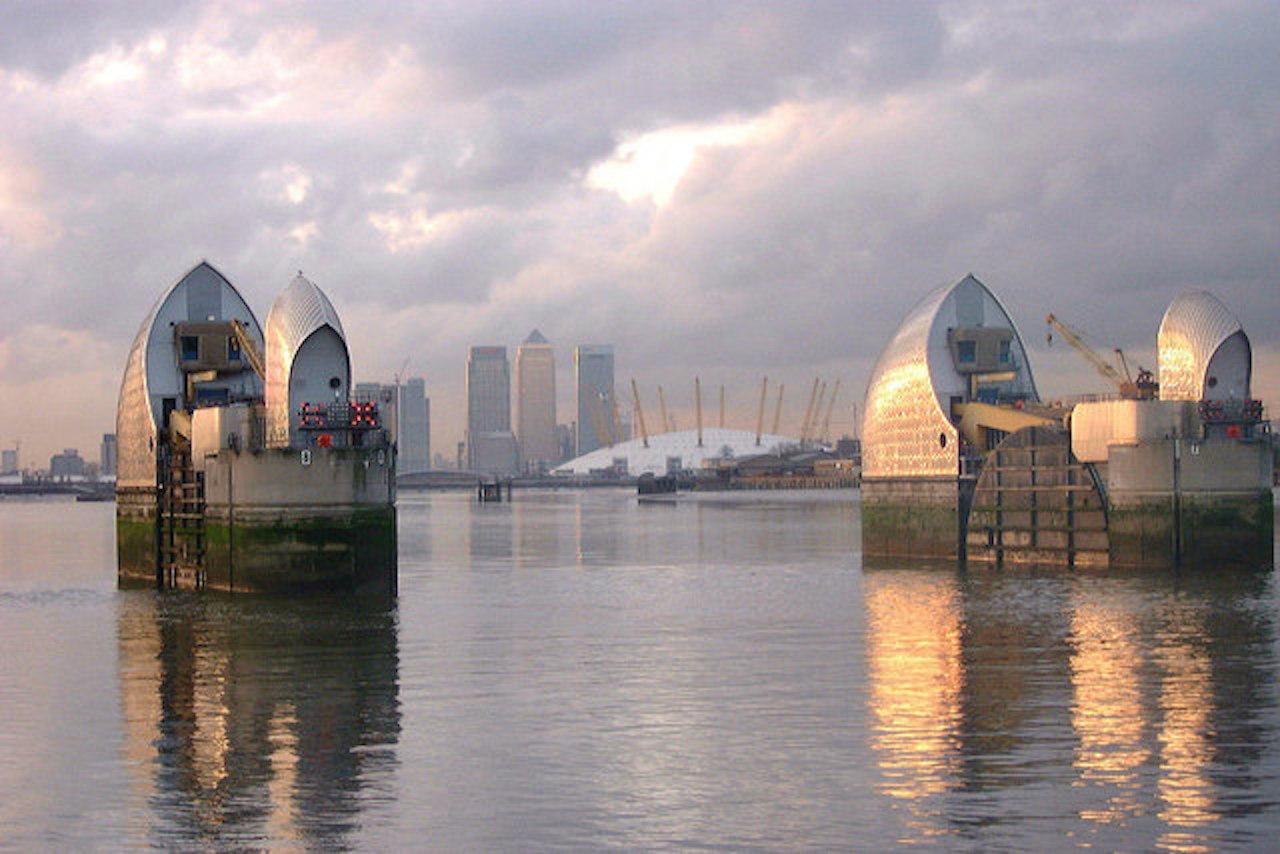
[118,593,399,849]
[865,566,1278,848]
[865,570,963,805]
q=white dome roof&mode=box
[1157,290,1249,401]
[554,428,809,476]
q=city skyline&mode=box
[1,4,1278,463]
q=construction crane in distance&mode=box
[799,378,820,444]
[1045,313,1157,400]
[820,379,840,445]
[393,356,411,387]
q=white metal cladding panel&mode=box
[265,275,348,446]
[861,283,959,479]
[862,275,1040,480]
[116,302,162,488]
[115,262,264,488]
[1158,290,1244,401]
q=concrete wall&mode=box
[116,488,158,587]
[203,446,394,508]
[1106,438,1271,494]
[1106,438,1272,569]
[861,477,969,560]
[202,504,396,595]
[1070,399,1197,463]
[192,404,258,460]
[199,446,396,594]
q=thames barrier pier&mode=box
[861,275,1271,569]
[116,263,396,594]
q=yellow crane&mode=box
[230,319,266,379]
[657,385,673,433]
[631,379,649,449]
[819,379,840,445]
[755,376,768,446]
[1045,313,1157,400]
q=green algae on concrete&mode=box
[116,489,159,587]
[203,505,396,595]
[861,477,971,560]
[1109,491,1273,570]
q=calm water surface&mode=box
[1,489,1279,850]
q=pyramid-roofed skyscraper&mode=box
[515,329,557,471]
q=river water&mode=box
[1,489,1278,850]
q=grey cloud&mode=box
[2,1,1278,457]
[0,0,199,76]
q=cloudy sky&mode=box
[1,1,1277,467]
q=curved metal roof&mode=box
[264,274,349,446]
[1157,290,1246,401]
[861,275,1038,479]
[554,428,807,476]
[115,261,262,489]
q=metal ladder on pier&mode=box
[160,438,206,589]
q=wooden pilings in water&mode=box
[477,479,513,502]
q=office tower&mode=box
[50,448,85,478]
[467,346,515,473]
[2,448,17,475]
[515,330,557,473]
[355,382,398,445]
[100,434,117,477]
[574,345,615,456]
[398,377,430,474]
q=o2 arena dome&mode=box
[1157,290,1251,402]
[554,428,806,477]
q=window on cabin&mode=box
[181,336,199,361]
[228,336,241,362]
[998,340,1012,364]
[957,340,976,363]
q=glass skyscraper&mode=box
[467,346,515,472]
[398,377,430,474]
[515,330,557,472]
[574,344,615,456]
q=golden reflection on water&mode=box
[265,703,299,845]
[1069,598,1149,825]
[866,566,1276,849]
[865,571,963,804]
[1155,608,1217,853]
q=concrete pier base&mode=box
[861,477,973,560]
[1106,438,1273,570]
[203,504,397,595]
[117,445,397,593]
[201,446,397,594]
[116,488,160,587]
